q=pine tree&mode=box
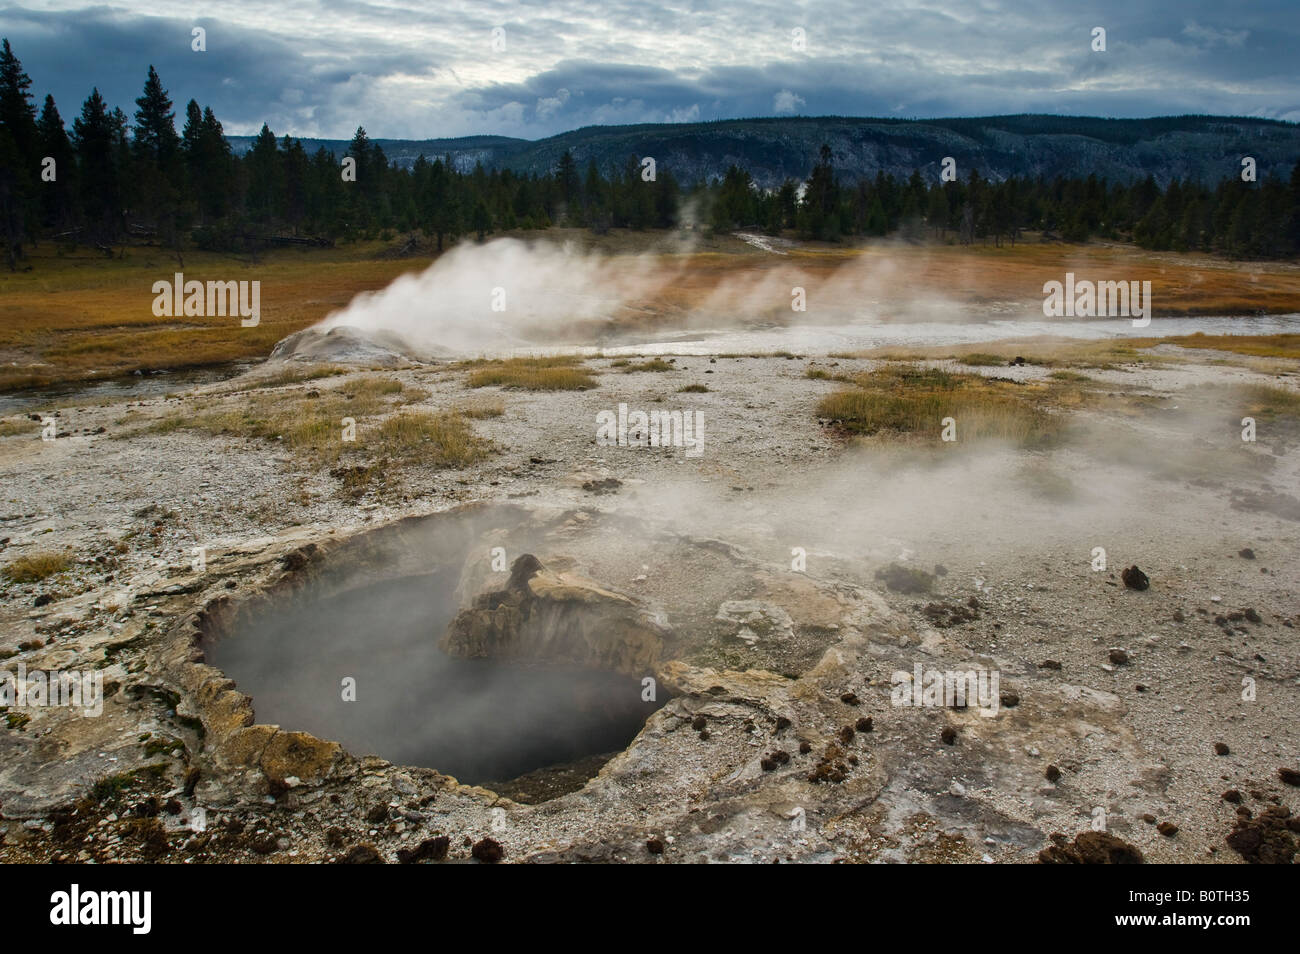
[0,126,23,268]
[0,38,39,266]
[0,38,37,157]
[557,149,580,216]
[245,123,282,224]
[583,160,606,232]
[199,107,234,221]
[71,89,121,244]
[132,66,180,166]
[181,99,202,153]
[471,197,490,241]
[425,156,460,251]
[1288,162,1300,256]
[281,135,309,232]
[36,94,74,233]
[129,66,185,259]
[802,144,839,240]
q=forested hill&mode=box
[228,115,1300,187]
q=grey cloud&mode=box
[0,0,1295,140]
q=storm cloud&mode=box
[3,0,1297,140]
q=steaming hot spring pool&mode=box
[203,511,666,800]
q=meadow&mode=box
[3,231,1299,392]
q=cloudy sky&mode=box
[3,0,1298,141]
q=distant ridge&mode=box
[228,114,1300,187]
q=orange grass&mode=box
[3,234,1298,391]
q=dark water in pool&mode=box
[0,362,254,415]
[205,568,663,785]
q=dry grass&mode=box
[1238,383,1300,420]
[242,365,349,389]
[347,374,406,396]
[677,383,710,393]
[465,356,596,390]
[0,418,37,437]
[457,397,506,418]
[620,358,675,373]
[5,239,1294,392]
[5,239,1299,392]
[1124,333,1300,359]
[957,353,1007,367]
[130,374,418,462]
[127,368,495,496]
[0,242,432,391]
[3,551,71,583]
[850,332,1300,372]
[373,410,494,467]
[817,363,1064,446]
[860,336,1171,370]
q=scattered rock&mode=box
[1279,767,1300,787]
[1226,806,1297,864]
[471,837,504,863]
[646,837,665,855]
[1108,648,1129,665]
[337,844,384,864]
[1045,765,1062,783]
[941,727,958,746]
[874,563,935,594]
[922,600,978,627]
[1238,548,1255,559]
[1157,821,1179,837]
[1038,831,1144,864]
[1120,565,1149,590]
[397,835,450,864]
[1213,742,1230,756]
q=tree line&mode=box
[2,39,1298,271]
